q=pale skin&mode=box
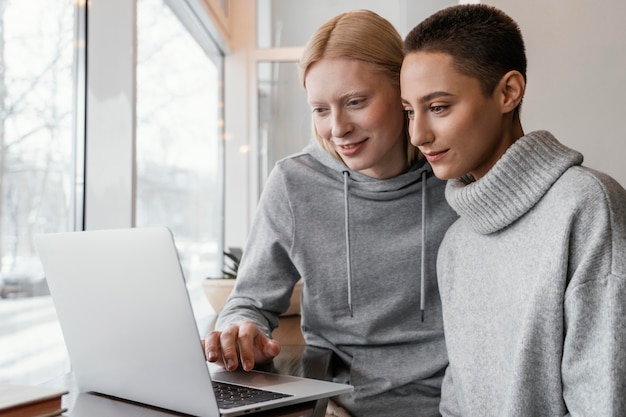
[204,57,408,371]
[400,51,525,181]
[306,58,407,179]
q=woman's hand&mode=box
[202,321,281,371]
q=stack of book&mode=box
[0,384,68,417]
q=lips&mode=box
[335,139,368,157]
[422,149,449,163]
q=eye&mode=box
[346,97,365,107]
[404,109,415,120]
[311,107,327,115]
[430,104,448,114]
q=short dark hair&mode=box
[404,4,527,98]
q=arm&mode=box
[439,365,463,417]
[561,175,626,416]
[205,166,301,370]
[562,273,626,416]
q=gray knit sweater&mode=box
[438,131,626,416]
[217,143,458,417]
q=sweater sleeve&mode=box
[561,175,626,416]
[439,365,463,417]
[216,165,301,337]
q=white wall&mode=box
[486,0,626,187]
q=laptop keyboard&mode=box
[212,380,293,410]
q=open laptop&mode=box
[35,227,352,417]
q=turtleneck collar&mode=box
[445,131,583,235]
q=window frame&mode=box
[86,0,227,231]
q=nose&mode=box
[331,110,352,139]
[408,114,433,148]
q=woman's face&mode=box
[305,58,407,179]
[401,51,514,180]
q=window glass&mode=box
[136,0,223,281]
[0,0,77,384]
[257,61,311,190]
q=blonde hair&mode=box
[298,10,419,166]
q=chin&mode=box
[343,160,370,173]
[431,167,454,180]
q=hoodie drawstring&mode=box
[420,170,427,322]
[342,171,354,317]
[342,169,428,321]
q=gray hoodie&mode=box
[438,131,626,416]
[217,143,458,417]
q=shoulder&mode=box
[544,167,626,246]
[556,166,626,278]
[274,150,322,172]
[262,151,342,201]
[551,166,626,213]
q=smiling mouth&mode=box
[340,143,358,149]
[422,149,449,162]
[334,139,367,157]
[337,139,367,149]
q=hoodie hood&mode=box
[306,143,431,319]
[306,142,431,193]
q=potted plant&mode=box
[202,248,303,316]
[202,249,240,314]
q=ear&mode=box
[497,70,525,114]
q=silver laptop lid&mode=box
[36,227,220,416]
[35,227,353,417]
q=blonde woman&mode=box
[205,10,457,417]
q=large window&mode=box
[0,0,78,384]
[257,61,310,188]
[0,0,225,385]
[136,0,224,281]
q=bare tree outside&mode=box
[0,0,75,385]
[0,0,74,297]
[0,0,224,384]
[136,0,223,282]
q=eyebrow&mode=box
[340,90,368,101]
[308,90,366,106]
[401,91,454,105]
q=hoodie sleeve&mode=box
[561,173,626,416]
[216,165,301,337]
